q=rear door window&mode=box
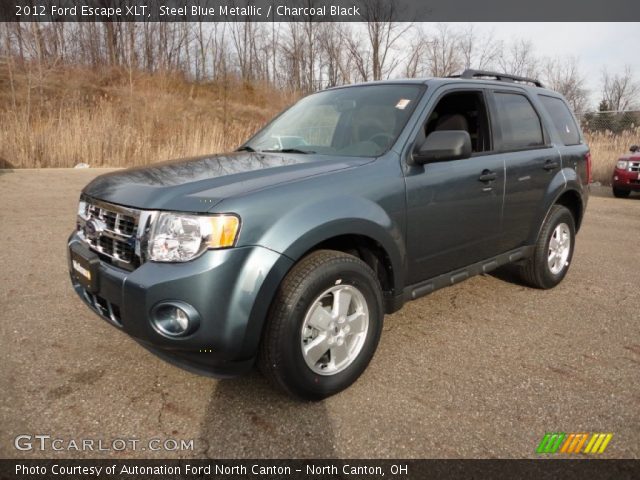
[538,95,581,145]
[493,92,545,150]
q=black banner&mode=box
[2,0,640,22]
[1,459,640,480]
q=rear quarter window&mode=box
[538,95,581,145]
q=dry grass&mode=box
[0,63,635,185]
[584,129,639,185]
[0,63,297,168]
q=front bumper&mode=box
[612,168,640,191]
[67,233,293,377]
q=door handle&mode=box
[478,170,497,182]
[543,159,559,171]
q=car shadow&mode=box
[590,185,640,200]
[199,371,337,459]
[621,193,640,201]
[488,265,530,287]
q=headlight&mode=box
[148,213,240,262]
[77,199,88,219]
[616,160,628,170]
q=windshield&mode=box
[245,84,425,157]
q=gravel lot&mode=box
[1,169,638,459]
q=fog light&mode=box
[151,302,200,337]
[614,175,619,180]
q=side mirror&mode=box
[630,145,639,153]
[413,130,472,164]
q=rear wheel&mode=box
[613,187,631,198]
[519,205,575,289]
[259,250,384,400]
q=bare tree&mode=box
[230,21,263,81]
[301,14,320,90]
[497,38,538,78]
[459,25,501,71]
[403,31,426,78]
[424,24,461,77]
[194,16,211,79]
[541,56,589,113]
[268,17,280,85]
[345,29,372,83]
[280,22,306,89]
[6,18,625,113]
[318,23,351,87]
[601,65,640,111]
[360,0,410,80]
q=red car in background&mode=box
[612,145,640,198]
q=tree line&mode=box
[1,20,639,115]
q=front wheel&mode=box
[519,205,575,289]
[259,250,384,400]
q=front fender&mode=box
[259,195,406,293]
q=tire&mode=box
[519,205,575,289]
[612,187,631,198]
[259,249,384,400]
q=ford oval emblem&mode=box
[84,218,106,241]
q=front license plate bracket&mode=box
[70,243,100,293]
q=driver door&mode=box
[404,86,505,284]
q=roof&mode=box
[326,70,557,94]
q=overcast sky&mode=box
[436,22,640,108]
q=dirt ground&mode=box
[0,169,638,459]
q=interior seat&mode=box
[434,114,469,132]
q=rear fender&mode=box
[527,168,585,245]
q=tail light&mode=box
[585,152,592,184]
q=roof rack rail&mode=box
[451,69,544,88]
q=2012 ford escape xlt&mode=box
[68,70,590,399]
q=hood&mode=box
[619,154,640,161]
[83,151,370,212]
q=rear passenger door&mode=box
[487,89,560,250]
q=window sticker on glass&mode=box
[396,99,411,110]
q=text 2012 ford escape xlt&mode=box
[68,70,590,400]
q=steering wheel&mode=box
[368,132,394,148]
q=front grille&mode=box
[98,236,133,262]
[82,288,122,326]
[86,204,136,235]
[77,197,141,270]
[629,162,640,172]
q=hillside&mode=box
[0,63,296,169]
[0,62,632,185]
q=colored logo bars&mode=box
[536,433,613,454]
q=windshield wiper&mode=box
[261,148,315,154]
[236,145,256,152]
